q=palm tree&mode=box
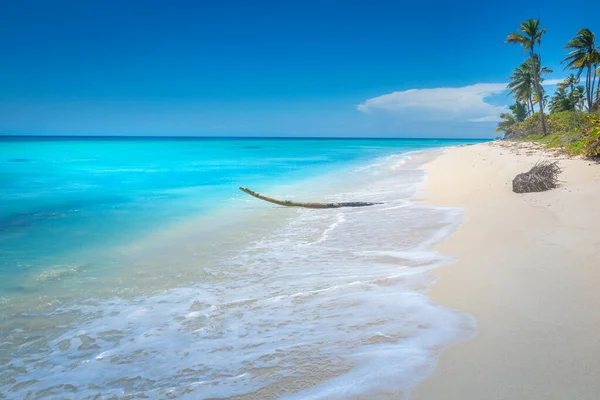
[557,73,579,93]
[507,57,552,116]
[573,85,586,110]
[550,74,586,113]
[549,87,582,113]
[549,87,570,113]
[563,28,600,111]
[509,102,528,122]
[496,113,517,137]
[508,69,533,115]
[507,62,535,115]
[495,102,528,137]
[506,19,548,135]
[559,74,586,111]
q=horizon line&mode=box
[0,134,491,141]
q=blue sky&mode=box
[0,0,598,138]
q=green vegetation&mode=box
[511,111,599,155]
[582,116,600,157]
[499,20,600,157]
[549,74,585,113]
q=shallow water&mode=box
[0,137,480,399]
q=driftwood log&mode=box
[512,160,561,193]
[239,187,381,208]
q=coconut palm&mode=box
[563,28,600,111]
[507,62,535,115]
[557,73,579,93]
[549,87,581,113]
[549,87,570,113]
[496,113,517,134]
[509,102,528,122]
[496,113,518,137]
[506,19,548,134]
[507,57,552,116]
[549,74,585,113]
[495,102,528,137]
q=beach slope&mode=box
[413,142,600,399]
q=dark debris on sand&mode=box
[512,160,562,193]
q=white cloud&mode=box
[357,79,566,124]
[542,78,565,86]
[357,83,509,123]
[467,115,505,123]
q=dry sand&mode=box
[412,141,600,400]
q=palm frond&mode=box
[505,32,530,52]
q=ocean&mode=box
[0,137,481,399]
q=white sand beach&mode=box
[412,141,600,399]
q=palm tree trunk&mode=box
[586,66,592,110]
[596,76,600,110]
[592,64,600,111]
[530,51,547,134]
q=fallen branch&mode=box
[239,187,381,208]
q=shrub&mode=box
[515,111,600,157]
[511,111,589,139]
[583,116,600,157]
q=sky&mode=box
[0,0,599,138]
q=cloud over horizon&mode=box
[357,80,564,124]
[357,83,509,123]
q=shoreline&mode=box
[411,141,600,399]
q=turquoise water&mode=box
[0,137,480,293]
[0,137,482,399]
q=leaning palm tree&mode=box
[563,28,600,111]
[495,112,517,137]
[506,19,548,135]
[495,102,528,137]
